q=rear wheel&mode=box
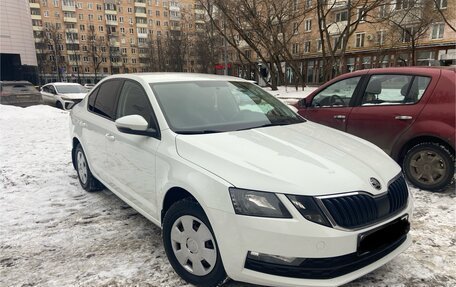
[163,199,227,287]
[75,144,103,192]
[403,142,455,191]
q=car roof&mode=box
[0,81,33,85]
[46,82,83,86]
[103,72,252,84]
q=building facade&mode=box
[1,0,38,83]
[218,0,456,85]
[28,0,201,84]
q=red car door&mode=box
[298,76,363,131]
[346,72,438,155]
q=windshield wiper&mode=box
[236,119,303,131]
[176,130,225,135]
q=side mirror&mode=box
[115,115,156,136]
[298,98,309,108]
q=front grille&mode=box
[320,175,408,229]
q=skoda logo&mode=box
[370,177,382,190]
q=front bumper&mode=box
[207,194,413,287]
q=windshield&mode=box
[150,81,304,134]
[55,84,87,94]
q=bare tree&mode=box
[86,26,106,83]
[432,0,455,32]
[44,23,65,81]
[389,0,440,66]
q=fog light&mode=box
[247,251,305,266]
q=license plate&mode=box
[358,215,410,255]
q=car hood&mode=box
[59,93,86,100]
[175,122,401,196]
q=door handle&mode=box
[333,115,346,120]
[395,115,413,120]
[105,133,116,141]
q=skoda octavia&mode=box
[70,73,413,287]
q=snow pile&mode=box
[1,104,455,287]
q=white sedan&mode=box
[69,73,413,287]
[41,82,88,110]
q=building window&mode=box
[304,41,311,53]
[98,26,103,32]
[335,10,348,22]
[128,7,133,13]
[379,4,388,18]
[88,3,93,9]
[402,26,414,42]
[53,0,59,7]
[44,11,49,17]
[357,8,366,22]
[355,33,365,47]
[78,14,83,20]
[431,23,444,39]
[292,43,299,54]
[304,19,311,32]
[119,16,124,23]
[293,22,299,34]
[376,30,385,45]
[156,10,160,16]
[317,39,322,52]
[98,15,103,21]
[396,0,414,10]
[436,0,447,9]
[305,0,312,8]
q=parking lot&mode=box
[1,104,455,287]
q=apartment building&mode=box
[1,0,38,82]
[28,0,200,84]
[222,0,456,85]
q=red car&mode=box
[295,67,455,191]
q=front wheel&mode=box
[403,142,455,191]
[163,199,227,287]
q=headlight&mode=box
[287,195,331,227]
[229,188,292,218]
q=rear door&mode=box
[346,73,436,154]
[81,79,123,181]
[298,76,363,131]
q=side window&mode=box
[361,75,430,106]
[116,81,157,129]
[49,86,56,94]
[42,86,49,93]
[87,87,100,111]
[93,80,123,119]
[311,76,361,108]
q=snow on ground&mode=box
[263,86,319,105]
[1,104,455,287]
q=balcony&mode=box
[105,9,117,15]
[135,12,147,18]
[34,38,43,43]
[106,20,118,26]
[112,62,123,67]
[169,6,180,11]
[32,26,44,31]
[66,38,79,44]
[134,2,146,8]
[64,17,77,23]
[29,2,40,9]
[31,14,42,20]
[65,28,78,33]
[170,26,181,31]
[136,22,147,28]
[62,5,76,12]
[137,32,148,38]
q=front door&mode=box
[346,74,434,154]
[298,76,362,131]
[106,80,161,217]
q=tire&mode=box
[56,101,63,109]
[403,142,455,192]
[163,199,228,287]
[75,144,103,192]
